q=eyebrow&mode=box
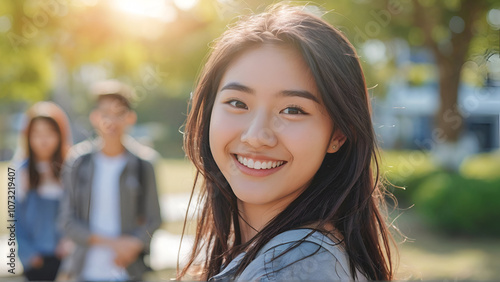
[219,82,319,103]
[220,82,255,94]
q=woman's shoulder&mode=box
[238,229,365,281]
[13,160,29,202]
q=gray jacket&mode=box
[209,229,367,281]
[58,137,162,280]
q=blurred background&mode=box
[1,0,499,280]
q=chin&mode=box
[232,185,278,206]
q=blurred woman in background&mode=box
[14,101,72,281]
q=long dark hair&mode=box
[23,102,72,190]
[181,4,395,280]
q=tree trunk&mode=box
[412,0,485,171]
[435,56,464,143]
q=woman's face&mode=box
[209,44,342,213]
[29,118,60,161]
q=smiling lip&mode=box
[232,154,286,177]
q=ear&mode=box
[126,110,137,125]
[327,130,346,154]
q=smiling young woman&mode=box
[209,44,345,243]
[180,4,396,281]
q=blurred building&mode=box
[374,43,500,153]
[375,82,500,152]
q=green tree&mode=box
[410,0,495,143]
[319,0,498,169]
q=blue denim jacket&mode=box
[209,229,367,281]
[14,160,63,269]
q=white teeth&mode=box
[254,161,262,169]
[235,155,284,170]
[262,161,268,169]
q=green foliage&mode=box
[0,46,53,102]
[383,150,500,236]
[0,1,54,102]
[387,170,440,206]
[413,172,500,236]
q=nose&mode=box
[240,110,278,148]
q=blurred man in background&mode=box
[59,80,162,281]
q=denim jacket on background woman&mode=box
[14,160,63,270]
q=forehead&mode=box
[96,96,129,111]
[31,118,58,132]
[219,44,319,95]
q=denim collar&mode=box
[208,229,346,281]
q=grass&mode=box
[2,151,500,280]
[381,150,500,279]
[394,209,500,280]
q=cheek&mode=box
[29,136,42,151]
[281,120,332,152]
[46,134,60,150]
[93,118,106,131]
[209,106,241,156]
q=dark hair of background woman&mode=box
[181,4,397,280]
[23,102,72,190]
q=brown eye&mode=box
[228,100,248,109]
[281,106,307,115]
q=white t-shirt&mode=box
[81,152,129,281]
